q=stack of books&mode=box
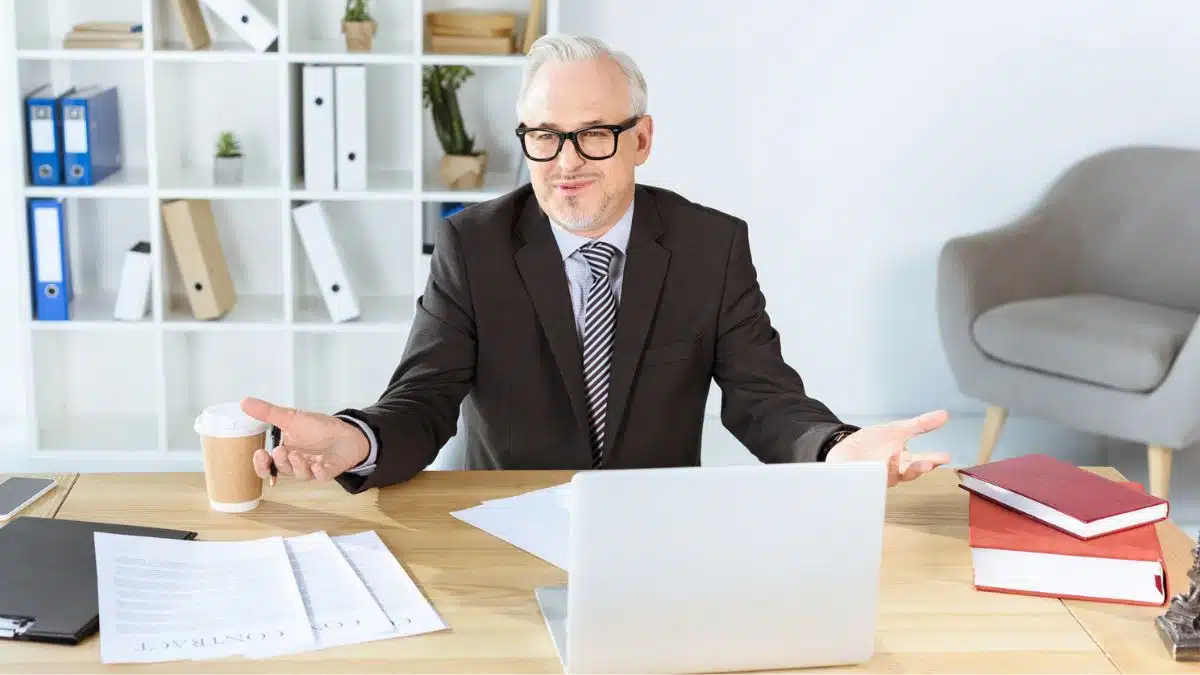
[425,11,517,55]
[958,453,1171,606]
[62,22,144,50]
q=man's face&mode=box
[518,57,653,236]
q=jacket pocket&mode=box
[642,336,698,366]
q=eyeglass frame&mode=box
[514,115,641,162]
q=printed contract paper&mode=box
[245,531,393,658]
[93,533,314,664]
[93,529,444,664]
[332,531,448,638]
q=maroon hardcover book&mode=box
[956,454,1169,540]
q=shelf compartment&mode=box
[160,198,285,327]
[26,197,155,329]
[154,59,283,194]
[419,0,544,61]
[162,331,290,451]
[294,333,408,415]
[286,1,415,61]
[289,200,416,330]
[419,63,522,200]
[286,62,414,196]
[31,330,160,451]
[150,0,280,55]
[17,0,145,53]
[17,58,150,189]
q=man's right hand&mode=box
[240,397,370,482]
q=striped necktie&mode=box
[580,240,620,468]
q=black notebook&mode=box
[0,516,197,644]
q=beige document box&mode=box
[161,199,236,320]
[172,0,212,49]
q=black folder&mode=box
[0,516,197,644]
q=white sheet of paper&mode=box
[93,533,314,664]
[332,531,447,637]
[450,485,570,570]
[480,480,568,506]
[483,483,570,507]
[245,531,395,658]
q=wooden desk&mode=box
[1,467,1198,673]
[0,473,77,526]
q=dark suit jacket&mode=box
[335,183,857,494]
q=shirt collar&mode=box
[549,200,634,261]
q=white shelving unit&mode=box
[5,0,559,462]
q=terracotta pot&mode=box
[342,20,377,52]
[439,152,488,190]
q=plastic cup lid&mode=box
[194,401,269,438]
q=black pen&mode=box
[268,425,281,487]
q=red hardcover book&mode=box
[969,489,1167,606]
[956,453,1168,539]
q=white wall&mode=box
[559,0,1200,418]
[5,1,1200,477]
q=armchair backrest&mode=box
[1041,145,1200,312]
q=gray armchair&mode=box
[937,145,1200,500]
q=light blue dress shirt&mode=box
[343,202,635,476]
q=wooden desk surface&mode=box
[1,466,1197,674]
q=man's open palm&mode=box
[240,397,369,482]
[825,410,951,486]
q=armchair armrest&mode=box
[938,210,1074,322]
[1151,317,1200,447]
[937,209,1077,380]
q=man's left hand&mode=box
[824,410,952,486]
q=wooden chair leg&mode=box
[978,406,1007,464]
[1148,444,1173,501]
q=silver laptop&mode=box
[536,461,888,674]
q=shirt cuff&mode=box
[337,414,378,475]
[816,424,861,462]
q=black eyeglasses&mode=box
[515,116,640,161]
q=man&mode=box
[241,35,950,493]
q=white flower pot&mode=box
[213,156,243,185]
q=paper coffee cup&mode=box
[194,402,268,513]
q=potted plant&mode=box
[213,131,243,185]
[422,65,487,190]
[342,0,376,52]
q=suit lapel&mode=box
[513,199,591,445]
[604,187,670,462]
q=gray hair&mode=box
[516,34,648,119]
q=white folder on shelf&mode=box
[291,201,360,323]
[198,0,278,52]
[301,65,336,191]
[334,65,367,191]
[113,241,152,321]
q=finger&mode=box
[310,458,336,482]
[241,397,299,431]
[909,451,951,466]
[887,448,903,481]
[252,449,273,479]
[271,446,295,476]
[893,410,950,438]
[288,450,314,481]
[900,460,935,482]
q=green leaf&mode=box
[343,0,371,22]
[215,130,241,157]
[421,65,476,155]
